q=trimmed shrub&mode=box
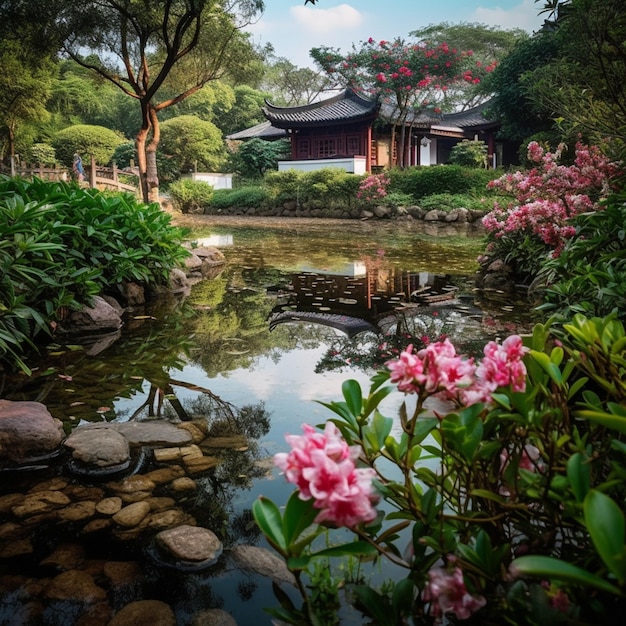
[449,140,488,168]
[52,124,126,167]
[389,165,497,200]
[168,178,214,214]
[207,186,269,211]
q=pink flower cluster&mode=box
[483,141,618,254]
[423,563,486,620]
[386,335,528,405]
[274,423,378,528]
[357,173,390,204]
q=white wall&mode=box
[278,157,367,175]
[191,173,233,189]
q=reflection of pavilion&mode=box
[269,257,457,337]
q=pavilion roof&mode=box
[262,88,379,129]
[226,120,287,141]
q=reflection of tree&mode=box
[315,308,492,374]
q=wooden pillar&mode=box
[89,154,96,188]
[366,125,372,173]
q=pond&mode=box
[0,217,538,625]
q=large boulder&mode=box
[0,400,65,464]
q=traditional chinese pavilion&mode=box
[227,88,514,172]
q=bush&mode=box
[264,168,361,210]
[449,139,488,168]
[419,192,493,212]
[206,186,269,211]
[537,191,626,322]
[0,175,190,373]
[389,165,497,200]
[28,143,56,166]
[229,138,291,179]
[52,124,126,167]
[168,178,214,214]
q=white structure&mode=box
[277,156,367,175]
[191,172,233,189]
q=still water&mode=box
[0,218,537,625]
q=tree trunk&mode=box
[146,106,160,204]
[135,126,150,204]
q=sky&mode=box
[245,0,547,68]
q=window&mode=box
[297,139,309,159]
[346,135,360,155]
[314,138,337,158]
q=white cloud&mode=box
[470,0,544,32]
[290,3,363,35]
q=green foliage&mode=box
[419,192,493,212]
[484,30,561,144]
[255,313,626,623]
[264,168,362,210]
[28,143,56,166]
[206,186,269,212]
[537,192,626,322]
[0,175,189,373]
[449,139,488,167]
[111,142,136,169]
[159,115,226,176]
[229,138,291,179]
[389,164,497,200]
[52,124,125,166]
[168,179,214,214]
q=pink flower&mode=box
[423,563,486,620]
[275,423,378,528]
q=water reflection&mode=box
[0,220,539,625]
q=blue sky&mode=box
[245,0,546,67]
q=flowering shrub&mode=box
[254,314,626,625]
[480,141,619,278]
[356,173,390,205]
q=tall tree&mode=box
[311,38,480,168]
[50,0,264,203]
[529,0,626,152]
[410,22,527,110]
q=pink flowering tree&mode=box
[254,314,626,624]
[480,140,619,280]
[356,172,390,205]
[311,38,494,167]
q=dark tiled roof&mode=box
[263,88,379,128]
[226,120,287,140]
[381,100,497,130]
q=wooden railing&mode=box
[4,156,140,195]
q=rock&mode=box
[44,570,107,603]
[170,477,197,492]
[103,561,143,588]
[119,281,145,307]
[176,422,206,442]
[229,545,296,586]
[184,455,220,474]
[0,538,33,558]
[424,209,447,221]
[445,208,470,223]
[168,268,190,295]
[156,525,222,563]
[107,600,176,626]
[143,466,185,485]
[190,608,238,626]
[105,475,156,494]
[81,519,113,534]
[40,543,85,571]
[12,491,71,517]
[64,426,130,469]
[96,497,123,516]
[146,509,189,531]
[372,205,392,218]
[57,501,97,522]
[108,422,193,447]
[0,400,65,463]
[112,502,151,528]
[62,296,123,333]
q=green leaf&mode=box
[511,555,623,596]
[584,490,626,584]
[252,496,287,554]
[282,491,318,548]
[342,379,363,417]
[529,350,562,384]
[313,541,378,558]
[567,452,590,502]
[575,408,626,434]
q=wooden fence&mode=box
[5,155,140,195]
